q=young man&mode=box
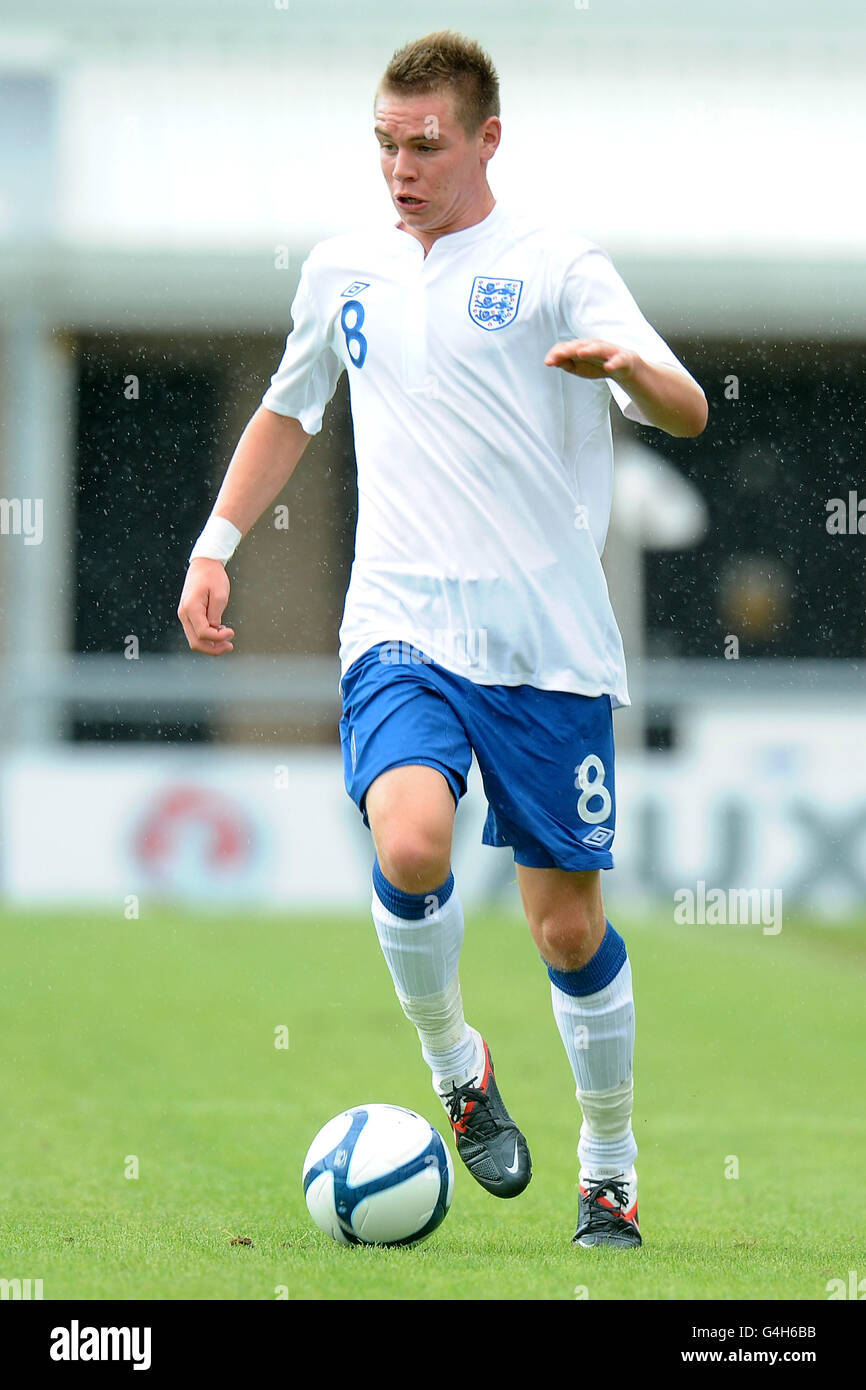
[177,31,707,1248]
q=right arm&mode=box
[177,407,313,655]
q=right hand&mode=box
[177,558,235,655]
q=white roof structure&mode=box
[1,0,864,330]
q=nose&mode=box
[392,147,418,183]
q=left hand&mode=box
[544,339,638,382]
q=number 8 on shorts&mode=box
[574,754,612,825]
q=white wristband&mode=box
[188,515,243,565]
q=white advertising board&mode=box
[2,711,864,917]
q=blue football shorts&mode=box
[338,640,617,871]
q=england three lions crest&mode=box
[468,277,523,331]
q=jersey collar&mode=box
[392,200,505,257]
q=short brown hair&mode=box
[378,30,500,135]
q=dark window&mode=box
[640,341,866,659]
[72,337,221,740]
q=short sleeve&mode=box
[560,243,700,426]
[261,253,345,435]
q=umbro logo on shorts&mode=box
[341,281,370,297]
[581,826,614,848]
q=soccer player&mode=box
[177,31,707,1248]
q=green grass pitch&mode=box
[1,902,863,1301]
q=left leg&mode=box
[429,670,640,1241]
[518,865,641,1247]
[516,864,605,970]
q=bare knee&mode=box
[531,905,600,970]
[374,824,451,893]
[518,866,606,971]
[366,765,455,894]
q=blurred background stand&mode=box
[1,1,865,910]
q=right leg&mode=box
[339,645,530,1194]
[365,762,532,1197]
[365,764,481,1090]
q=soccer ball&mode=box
[302,1103,454,1247]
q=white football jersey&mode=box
[262,200,700,705]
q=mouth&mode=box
[395,194,428,213]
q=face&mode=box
[373,87,500,237]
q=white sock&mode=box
[550,956,638,1177]
[371,866,478,1089]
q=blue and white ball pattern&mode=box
[302,1104,454,1247]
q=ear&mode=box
[479,116,501,162]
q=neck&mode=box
[398,187,496,256]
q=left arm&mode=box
[545,339,708,439]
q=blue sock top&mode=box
[546,920,627,996]
[372,858,455,920]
